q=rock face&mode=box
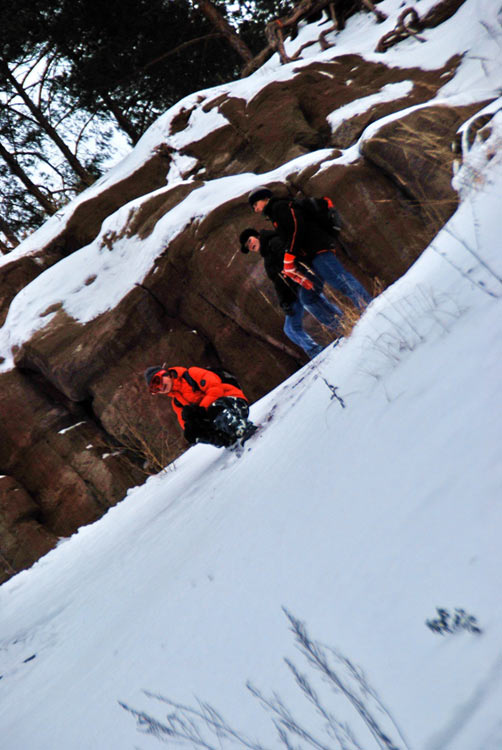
[0,476,58,580]
[0,3,494,582]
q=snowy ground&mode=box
[1,1,502,748]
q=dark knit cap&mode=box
[248,186,272,207]
[239,227,260,254]
[144,365,163,387]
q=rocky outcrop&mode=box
[0,3,495,581]
[0,475,58,581]
[0,369,143,583]
[182,53,463,178]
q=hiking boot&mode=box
[238,422,258,444]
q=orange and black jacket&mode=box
[263,197,337,264]
[165,367,247,429]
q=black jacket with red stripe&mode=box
[263,197,337,266]
[258,230,298,309]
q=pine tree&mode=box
[0,0,299,244]
[0,56,94,185]
[39,0,245,139]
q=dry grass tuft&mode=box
[324,276,384,339]
[98,409,181,477]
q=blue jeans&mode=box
[284,291,341,358]
[311,251,372,308]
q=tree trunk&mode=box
[0,57,94,186]
[0,214,20,251]
[0,140,57,215]
[196,0,254,63]
[100,91,142,145]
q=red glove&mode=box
[283,253,314,290]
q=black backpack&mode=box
[205,367,241,389]
[183,367,241,391]
[291,196,342,235]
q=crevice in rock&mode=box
[197,291,305,362]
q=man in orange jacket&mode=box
[145,365,256,448]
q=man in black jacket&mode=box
[248,186,372,309]
[240,227,342,359]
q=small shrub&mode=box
[425,607,482,636]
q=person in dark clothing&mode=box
[248,186,372,309]
[239,227,342,359]
[145,365,256,448]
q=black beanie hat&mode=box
[248,186,272,207]
[239,228,260,254]
[144,365,163,387]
